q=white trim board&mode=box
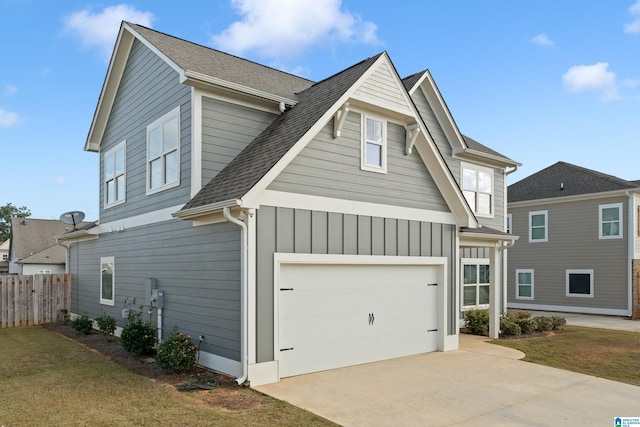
[98,204,184,234]
[508,302,629,317]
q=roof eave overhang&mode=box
[454,148,521,169]
[56,229,99,242]
[508,188,640,208]
[459,230,519,247]
[172,199,242,220]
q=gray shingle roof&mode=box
[181,54,384,211]
[128,23,314,102]
[10,218,73,259]
[508,161,640,203]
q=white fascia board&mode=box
[124,23,185,79]
[172,199,241,220]
[183,70,298,107]
[453,148,521,169]
[98,204,184,233]
[254,190,457,225]
[85,27,134,152]
[508,189,640,209]
[459,233,519,247]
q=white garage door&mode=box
[278,262,439,378]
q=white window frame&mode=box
[529,210,548,243]
[360,114,387,174]
[566,269,594,298]
[461,162,494,217]
[515,269,534,300]
[506,213,512,234]
[599,202,623,239]
[461,258,490,309]
[146,106,180,195]
[2,254,7,261]
[100,256,115,306]
[103,141,126,208]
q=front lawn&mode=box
[0,326,337,426]
[492,325,640,386]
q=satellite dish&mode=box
[60,211,85,231]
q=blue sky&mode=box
[1,0,639,221]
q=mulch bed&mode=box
[42,322,263,411]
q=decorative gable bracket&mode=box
[405,124,421,154]
[333,102,350,138]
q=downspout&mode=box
[223,207,248,385]
[625,191,633,317]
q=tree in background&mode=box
[0,203,31,242]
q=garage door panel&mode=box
[278,261,440,378]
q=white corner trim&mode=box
[98,204,184,233]
[248,361,279,386]
[252,190,457,224]
[191,88,203,198]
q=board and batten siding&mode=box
[201,96,277,184]
[100,39,192,223]
[268,111,449,212]
[255,206,457,363]
[69,219,241,361]
[507,196,629,311]
[411,87,506,231]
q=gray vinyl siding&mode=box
[255,206,457,363]
[268,111,449,212]
[411,88,506,231]
[100,39,192,223]
[69,219,241,361]
[507,196,629,311]
[201,97,277,184]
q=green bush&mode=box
[550,316,567,329]
[500,319,522,336]
[515,317,538,334]
[534,316,554,332]
[155,333,198,373]
[70,314,93,335]
[505,309,531,320]
[464,309,489,335]
[120,313,156,356]
[95,313,117,337]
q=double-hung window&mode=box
[104,141,126,207]
[361,115,387,173]
[462,163,493,216]
[516,269,534,299]
[566,269,594,297]
[147,107,180,194]
[100,256,115,306]
[599,203,623,239]
[462,260,490,308]
[529,210,548,242]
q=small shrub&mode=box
[464,309,489,335]
[515,317,538,334]
[534,316,554,332]
[505,309,531,320]
[120,312,156,356]
[95,313,117,337]
[155,333,198,373]
[58,309,71,325]
[500,319,522,336]
[550,316,566,329]
[70,314,93,335]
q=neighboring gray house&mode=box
[8,218,69,275]
[60,22,518,386]
[507,161,640,319]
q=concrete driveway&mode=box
[256,334,640,426]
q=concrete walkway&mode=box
[256,331,640,426]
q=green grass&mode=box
[492,325,640,386]
[0,326,337,426]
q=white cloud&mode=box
[531,33,554,46]
[212,0,380,58]
[624,0,640,34]
[0,107,20,128]
[63,4,154,59]
[52,176,67,185]
[562,62,621,101]
[4,84,17,95]
[623,78,640,88]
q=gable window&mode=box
[462,260,490,308]
[462,163,493,216]
[529,210,548,242]
[599,203,623,239]
[147,107,180,194]
[361,115,387,173]
[104,141,126,207]
[516,269,534,300]
[566,269,594,298]
[100,256,115,306]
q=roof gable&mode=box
[508,161,640,202]
[9,219,72,259]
